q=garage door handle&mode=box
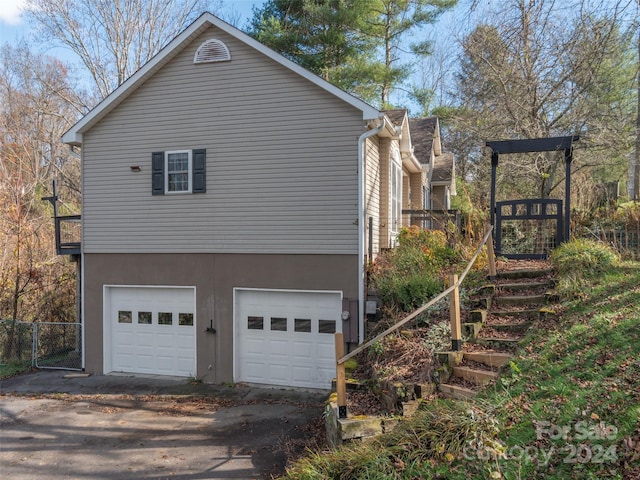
[205,319,216,334]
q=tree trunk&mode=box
[635,17,640,200]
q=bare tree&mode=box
[632,0,640,199]
[0,45,82,356]
[446,0,637,205]
[25,0,221,100]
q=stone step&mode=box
[452,366,499,385]
[495,294,547,306]
[496,268,554,280]
[463,351,512,368]
[437,383,478,400]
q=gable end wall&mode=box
[82,26,366,255]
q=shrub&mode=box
[550,238,619,277]
[370,226,462,312]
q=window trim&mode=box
[165,150,193,194]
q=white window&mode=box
[390,151,402,235]
[165,150,192,193]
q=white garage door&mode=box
[235,289,342,389]
[105,286,196,377]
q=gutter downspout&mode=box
[357,117,386,344]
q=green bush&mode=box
[370,227,461,312]
[550,238,619,277]
[374,272,442,312]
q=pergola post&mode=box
[564,147,573,243]
[490,151,499,231]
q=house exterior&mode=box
[408,116,457,229]
[61,13,454,389]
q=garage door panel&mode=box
[317,343,336,361]
[268,339,289,356]
[268,364,289,382]
[316,366,335,384]
[292,365,313,382]
[235,289,341,389]
[244,361,265,381]
[106,287,196,377]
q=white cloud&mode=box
[0,0,27,25]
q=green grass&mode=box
[282,260,640,480]
[0,360,32,380]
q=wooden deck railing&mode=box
[334,225,496,418]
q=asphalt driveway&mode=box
[0,371,328,479]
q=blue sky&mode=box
[0,0,465,111]
[0,1,265,47]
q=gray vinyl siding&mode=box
[82,26,367,254]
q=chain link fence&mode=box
[0,320,34,366]
[0,320,82,371]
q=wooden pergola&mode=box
[486,136,579,247]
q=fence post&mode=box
[32,323,37,367]
[449,274,462,351]
[486,225,497,279]
[335,332,347,419]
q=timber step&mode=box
[437,383,478,400]
[496,268,554,280]
[463,351,512,368]
[475,337,522,349]
[495,294,547,306]
[491,308,543,320]
[452,366,499,385]
[485,322,532,333]
[498,280,554,292]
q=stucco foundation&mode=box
[83,253,358,383]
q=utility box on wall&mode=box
[341,298,359,344]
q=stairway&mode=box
[437,263,556,399]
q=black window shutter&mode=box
[152,151,164,195]
[192,149,206,193]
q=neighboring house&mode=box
[408,116,457,228]
[61,12,454,389]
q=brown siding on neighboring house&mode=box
[409,172,425,227]
[432,185,448,210]
[402,174,410,228]
[81,25,365,256]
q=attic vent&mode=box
[194,39,231,64]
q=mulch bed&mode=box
[347,390,390,417]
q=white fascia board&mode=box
[402,153,423,174]
[62,12,380,145]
